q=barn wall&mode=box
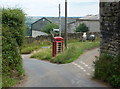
[76,20,100,32]
[68,20,100,33]
[32,19,50,31]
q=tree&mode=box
[41,23,59,34]
[75,23,89,32]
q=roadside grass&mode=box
[0,76,1,88]
[2,75,18,87]
[94,54,120,88]
[68,39,79,43]
[31,40,100,64]
[2,67,25,87]
[31,48,52,60]
[21,40,51,54]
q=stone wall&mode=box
[25,32,100,44]
[25,35,52,44]
[100,1,120,56]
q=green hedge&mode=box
[2,8,26,87]
[2,8,26,47]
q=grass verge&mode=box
[31,48,52,60]
[21,40,51,54]
[2,75,18,87]
[0,76,1,88]
[31,41,100,64]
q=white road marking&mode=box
[80,61,84,64]
[80,61,88,67]
[72,63,84,70]
[80,61,85,65]
[83,62,85,65]
[80,61,93,70]
[88,67,92,69]
[87,73,91,75]
[72,62,93,76]
[85,65,88,67]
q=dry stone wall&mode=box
[100,1,120,56]
[25,32,100,44]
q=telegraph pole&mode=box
[65,0,68,49]
[59,4,61,37]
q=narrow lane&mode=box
[18,48,108,87]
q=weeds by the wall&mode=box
[94,54,120,88]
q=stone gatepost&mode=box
[100,0,120,56]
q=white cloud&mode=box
[0,0,99,16]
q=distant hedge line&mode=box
[2,8,26,87]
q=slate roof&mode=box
[46,17,79,31]
[77,15,99,21]
[46,17,79,24]
[32,17,79,32]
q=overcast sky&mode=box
[0,0,99,17]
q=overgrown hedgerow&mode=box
[2,8,26,47]
[94,54,120,88]
[2,8,26,87]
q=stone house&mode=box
[31,17,52,31]
[68,15,100,33]
[31,17,79,37]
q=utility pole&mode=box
[65,0,68,49]
[59,4,61,37]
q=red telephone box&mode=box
[52,37,63,57]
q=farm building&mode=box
[31,17,79,37]
[32,30,48,37]
[68,15,100,33]
[31,15,99,37]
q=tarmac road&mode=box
[18,48,109,87]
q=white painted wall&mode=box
[32,30,48,37]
